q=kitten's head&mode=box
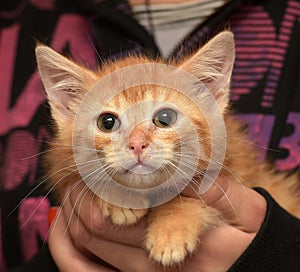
[36,31,235,207]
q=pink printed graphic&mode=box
[0,11,99,269]
[0,0,55,19]
[2,127,50,190]
[236,112,300,171]
[18,197,50,261]
[235,113,275,161]
[0,15,97,136]
[0,1,26,20]
[276,112,300,170]
[231,0,300,108]
[1,13,97,191]
[29,0,56,10]
[0,24,46,135]
[51,14,97,68]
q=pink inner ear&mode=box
[214,88,226,101]
[213,88,228,112]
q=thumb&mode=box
[182,176,266,233]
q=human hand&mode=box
[48,177,266,272]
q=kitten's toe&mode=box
[146,232,196,266]
[99,201,148,225]
[111,207,147,225]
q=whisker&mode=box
[52,180,85,235]
[17,162,97,228]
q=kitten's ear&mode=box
[180,31,235,112]
[35,45,96,123]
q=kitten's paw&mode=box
[111,207,148,225]
[100,201,147,225]
[146,226,197,266]
[145,197,221,266]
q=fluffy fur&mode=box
[36,31,300,266]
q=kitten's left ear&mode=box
[35,45,97,124]
[180,31,235,112]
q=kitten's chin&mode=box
[111,168,169,190]
[127,163,156,175]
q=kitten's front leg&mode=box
[146,196,223,266]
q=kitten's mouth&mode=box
[125,162,157,175]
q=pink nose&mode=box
[129,141,148,156]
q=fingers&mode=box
[64,182,146,247]
[48,208,115,272]
[49,180,261,272]
[54,179,264,272]
[183,225,255,272]
[83,237,161,272]
[50,206,254,272]
[50,207,161,272]
[182,176,266,232]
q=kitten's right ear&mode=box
[35,45,96,124]
[179,31,235,112]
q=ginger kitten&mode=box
[36,31,300,266]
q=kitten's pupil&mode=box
[153,109,177,128]
[103,115,115,130]
[97,113,120,132]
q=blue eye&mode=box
[97,113,120,132]
[153,109,177,128]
